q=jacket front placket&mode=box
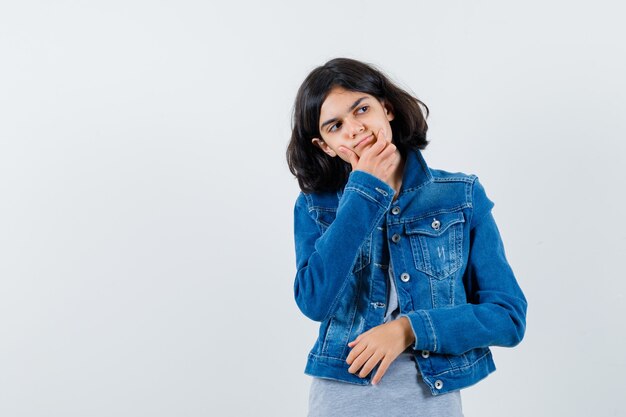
[385,199,416,317]
[364,214,391,326]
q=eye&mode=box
[329,122,342,133]
[357,105,369,113]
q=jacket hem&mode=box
[419,349,497,395]
[304,352,372,386]
[303,348,497,394]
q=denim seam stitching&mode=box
[321,263,354,323]
[307,349,491,375]
[304,194,326,235]
[309,206,337,212]
[400,205,470,224]
[321,318,334,354]
[428,350,492,377]
[424,312,438,352]
[433,177,474,183]
[308,351,354,362]
[469,175,495,229]
[399,180,432,194]
[466,175,477,206]
[406,217,464,236]
[421,310,438,352]
[343,186,382,206]
[342,287,361,358]
[303,192,314,210]
[309,349,432,365]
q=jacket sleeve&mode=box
[399,176,528,356]
[293,170,395,322]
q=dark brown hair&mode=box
[286,57,430,193]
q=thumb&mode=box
[339,146,359,170]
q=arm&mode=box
[399,177,528,356]
[293,170,395,322]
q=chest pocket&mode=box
[405,211,465,279]
[315,209,371,273]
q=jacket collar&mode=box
[337,147,433,201]
[398,147,433,194]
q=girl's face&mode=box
[311,86,395,163]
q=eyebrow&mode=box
[320,96,369,130]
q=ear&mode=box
[382,100,395,122]
[311,137,337,157]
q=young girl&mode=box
[286,57,528,416]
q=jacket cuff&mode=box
[399,311,438,352]
[343,170,395,208]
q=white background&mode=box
[1,1,625,416]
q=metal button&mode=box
[391,233,401,243]
[391,206,400,215]
[400,272,410,282]
[434,380,443,390]
[431,219,440,230]
[421,350,430,359]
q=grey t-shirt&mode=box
[384,264,400,323]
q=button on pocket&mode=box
[404,211,465,279]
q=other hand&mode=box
[345,316,415,385]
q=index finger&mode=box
[362,128,388,157]
[338,145,359,169]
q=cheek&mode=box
[385,123,394,142]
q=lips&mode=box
[354,134,373,149]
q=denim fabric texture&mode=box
[292,147,528,395]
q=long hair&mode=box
[286,57,429,193]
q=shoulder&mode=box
[294,190,339,212]
[427,167,495,226]
[293,190,340,231]
[429,167,476,184]
[428,167,489,198]
[423,167,476,208]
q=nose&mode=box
[344,116,365,138]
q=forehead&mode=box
[320,87,376,117]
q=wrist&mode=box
[398,316,416,347]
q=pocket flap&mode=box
[404,211,465,237]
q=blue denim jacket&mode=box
[292,147,527,395]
